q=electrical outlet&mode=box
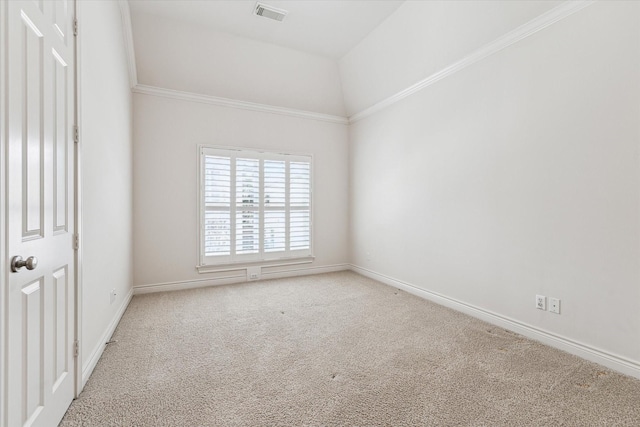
[247,266,261,281]
[110,289,117,304]
[549,297,561,314]
[536,295,546,310]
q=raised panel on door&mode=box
[22,10,45,240]
[52,0,69,45]
[52,266,69,392]
[22,278,45,425]
[52,49,68,233]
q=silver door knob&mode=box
[11,256,38,272]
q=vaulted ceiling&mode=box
[124,0,566,118]
[128,0,404,59]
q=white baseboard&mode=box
[81,287,134,388]
[261,263,349,279]
[134,273,246,294]
[133,263,350,295]
[349,264,640,380]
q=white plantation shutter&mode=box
[203,156,231,259]
[236,158,260,255]
[289,162,311,251]
[264,211,286,252]
[200,147,312,266]
[264,160,286,253]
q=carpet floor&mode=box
[60,271,640,426]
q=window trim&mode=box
[196,144,314,273]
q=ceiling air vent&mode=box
[254,2,288,22]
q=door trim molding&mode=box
[73,0,82,398]
[117,0,137,89]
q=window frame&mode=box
[197,145,314,272]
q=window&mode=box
[199,146,312,268]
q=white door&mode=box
[3,0,76,426]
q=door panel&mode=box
[4,1,76,426]
[23,277,44,424]
[53,49,69,233]
[22,10,45,239]
[52,265,69,390]
[53,0,70,45]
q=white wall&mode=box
[349,1,640,371]
[339,0,562,116]
[79,1,133,381]
[131,12,346,117]
[132,93,349,290]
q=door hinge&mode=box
[73,18,78,37]
[73,340,79,358]
[73,233,79,251]
[73,125,79,144]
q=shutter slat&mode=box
[290,162,310,211]
[204,155,231,207]
[236,210,259,254]
[204,210,231,256]
[204,155,231,255]
[237,157,260,207]
[264,210,285,253]
[264,160,286,207]
[289,160,310,249]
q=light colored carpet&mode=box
[61,271,640,426]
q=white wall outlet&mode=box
[536,295,546,310]
[110,289,117,304]
[247,266,261,281]
[549,297,561,314]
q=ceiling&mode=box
[128,0,404,59]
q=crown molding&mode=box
[119,0,592,126]
[349,0,595,123]
[132,84,350,125]
[118,0,138,88]
[116,0,345,124]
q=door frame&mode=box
[73,0,83,399]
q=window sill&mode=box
[196,256,315,274]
